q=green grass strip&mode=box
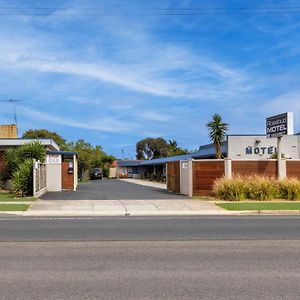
[218,202,300,211]
[0,204,30,211]
[0,192,36,202]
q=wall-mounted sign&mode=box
[245,146,276,156]
[266,112,293,138]
[47,154,61,164]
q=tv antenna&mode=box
[0,99,22,134]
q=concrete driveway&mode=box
[27,179,228,216]
[41,179,187,200]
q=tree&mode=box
[22,129,69,150]
[136,138,169,160]
[206,114,229,159]
[167,140,188,157]
[68,139,116,179]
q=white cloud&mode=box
[18,106,136,133]
[139,111,170,122]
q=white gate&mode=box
[33,160,47,197]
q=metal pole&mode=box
[277,137,282,179]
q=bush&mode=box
[244,176,277,201]
[18,142,46,162]
[13,159,34,197]
[213,176,245,201]
[4,142,46,197]
[102,167,109,178]
[278,178,300,200]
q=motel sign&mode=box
[266,112,293,138]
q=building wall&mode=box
[109,167,117,178]
[0,125,17,138]
[46,164,61,191]
[227,135,300,159]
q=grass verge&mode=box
[217,202,300,211]
[0,204,30,211]
[0,192,36,202]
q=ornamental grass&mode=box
[278,178,300,200]
[213,176,300,201]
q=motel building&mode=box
[116,134,300,182]
[0,125,78,196]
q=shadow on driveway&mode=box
[41,179,188,200]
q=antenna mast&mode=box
[0,99,22,135]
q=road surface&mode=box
[0,216,299,299]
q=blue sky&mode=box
[1,0,300,158]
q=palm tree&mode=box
[206,114,229,159]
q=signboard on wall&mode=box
[266,112,293,138]
[47,154,61,164]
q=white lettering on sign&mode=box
[47,154,61,164]
[266,112,293,138]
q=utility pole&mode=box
[0,99,22,135]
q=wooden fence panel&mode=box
[167,161,180,194]
[192,161,224,196]
[232,160,277,177]
[62,162,74,190]
[286,161,300,179]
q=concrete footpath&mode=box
[22,198,241,216]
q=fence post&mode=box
[188,159,193,198]
[224,158,232,178]
[278,158,286,179]
[33,159,36,196]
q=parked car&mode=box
[90,168,103,180]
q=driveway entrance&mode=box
[41,179,187,200]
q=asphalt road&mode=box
[1,216,300,299]
[41,179,187,200]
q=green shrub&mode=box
[13,159,34,197]
[278,178,300,200]
[213,176,245,201]
[102,167,109,178]
[4,142,46,197]
[244,176,277,201]
[18,142,46,162]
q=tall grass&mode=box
[278,178,300,200]
[244,176,277,201]
[213,176,300,201]
[213,176,245,201]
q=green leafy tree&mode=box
[136,138,169,160]
[167,140,188,157]
[68,139,115,179]
[22,129,69,150]
[206,114,229,159]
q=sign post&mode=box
[266,112,293,179]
